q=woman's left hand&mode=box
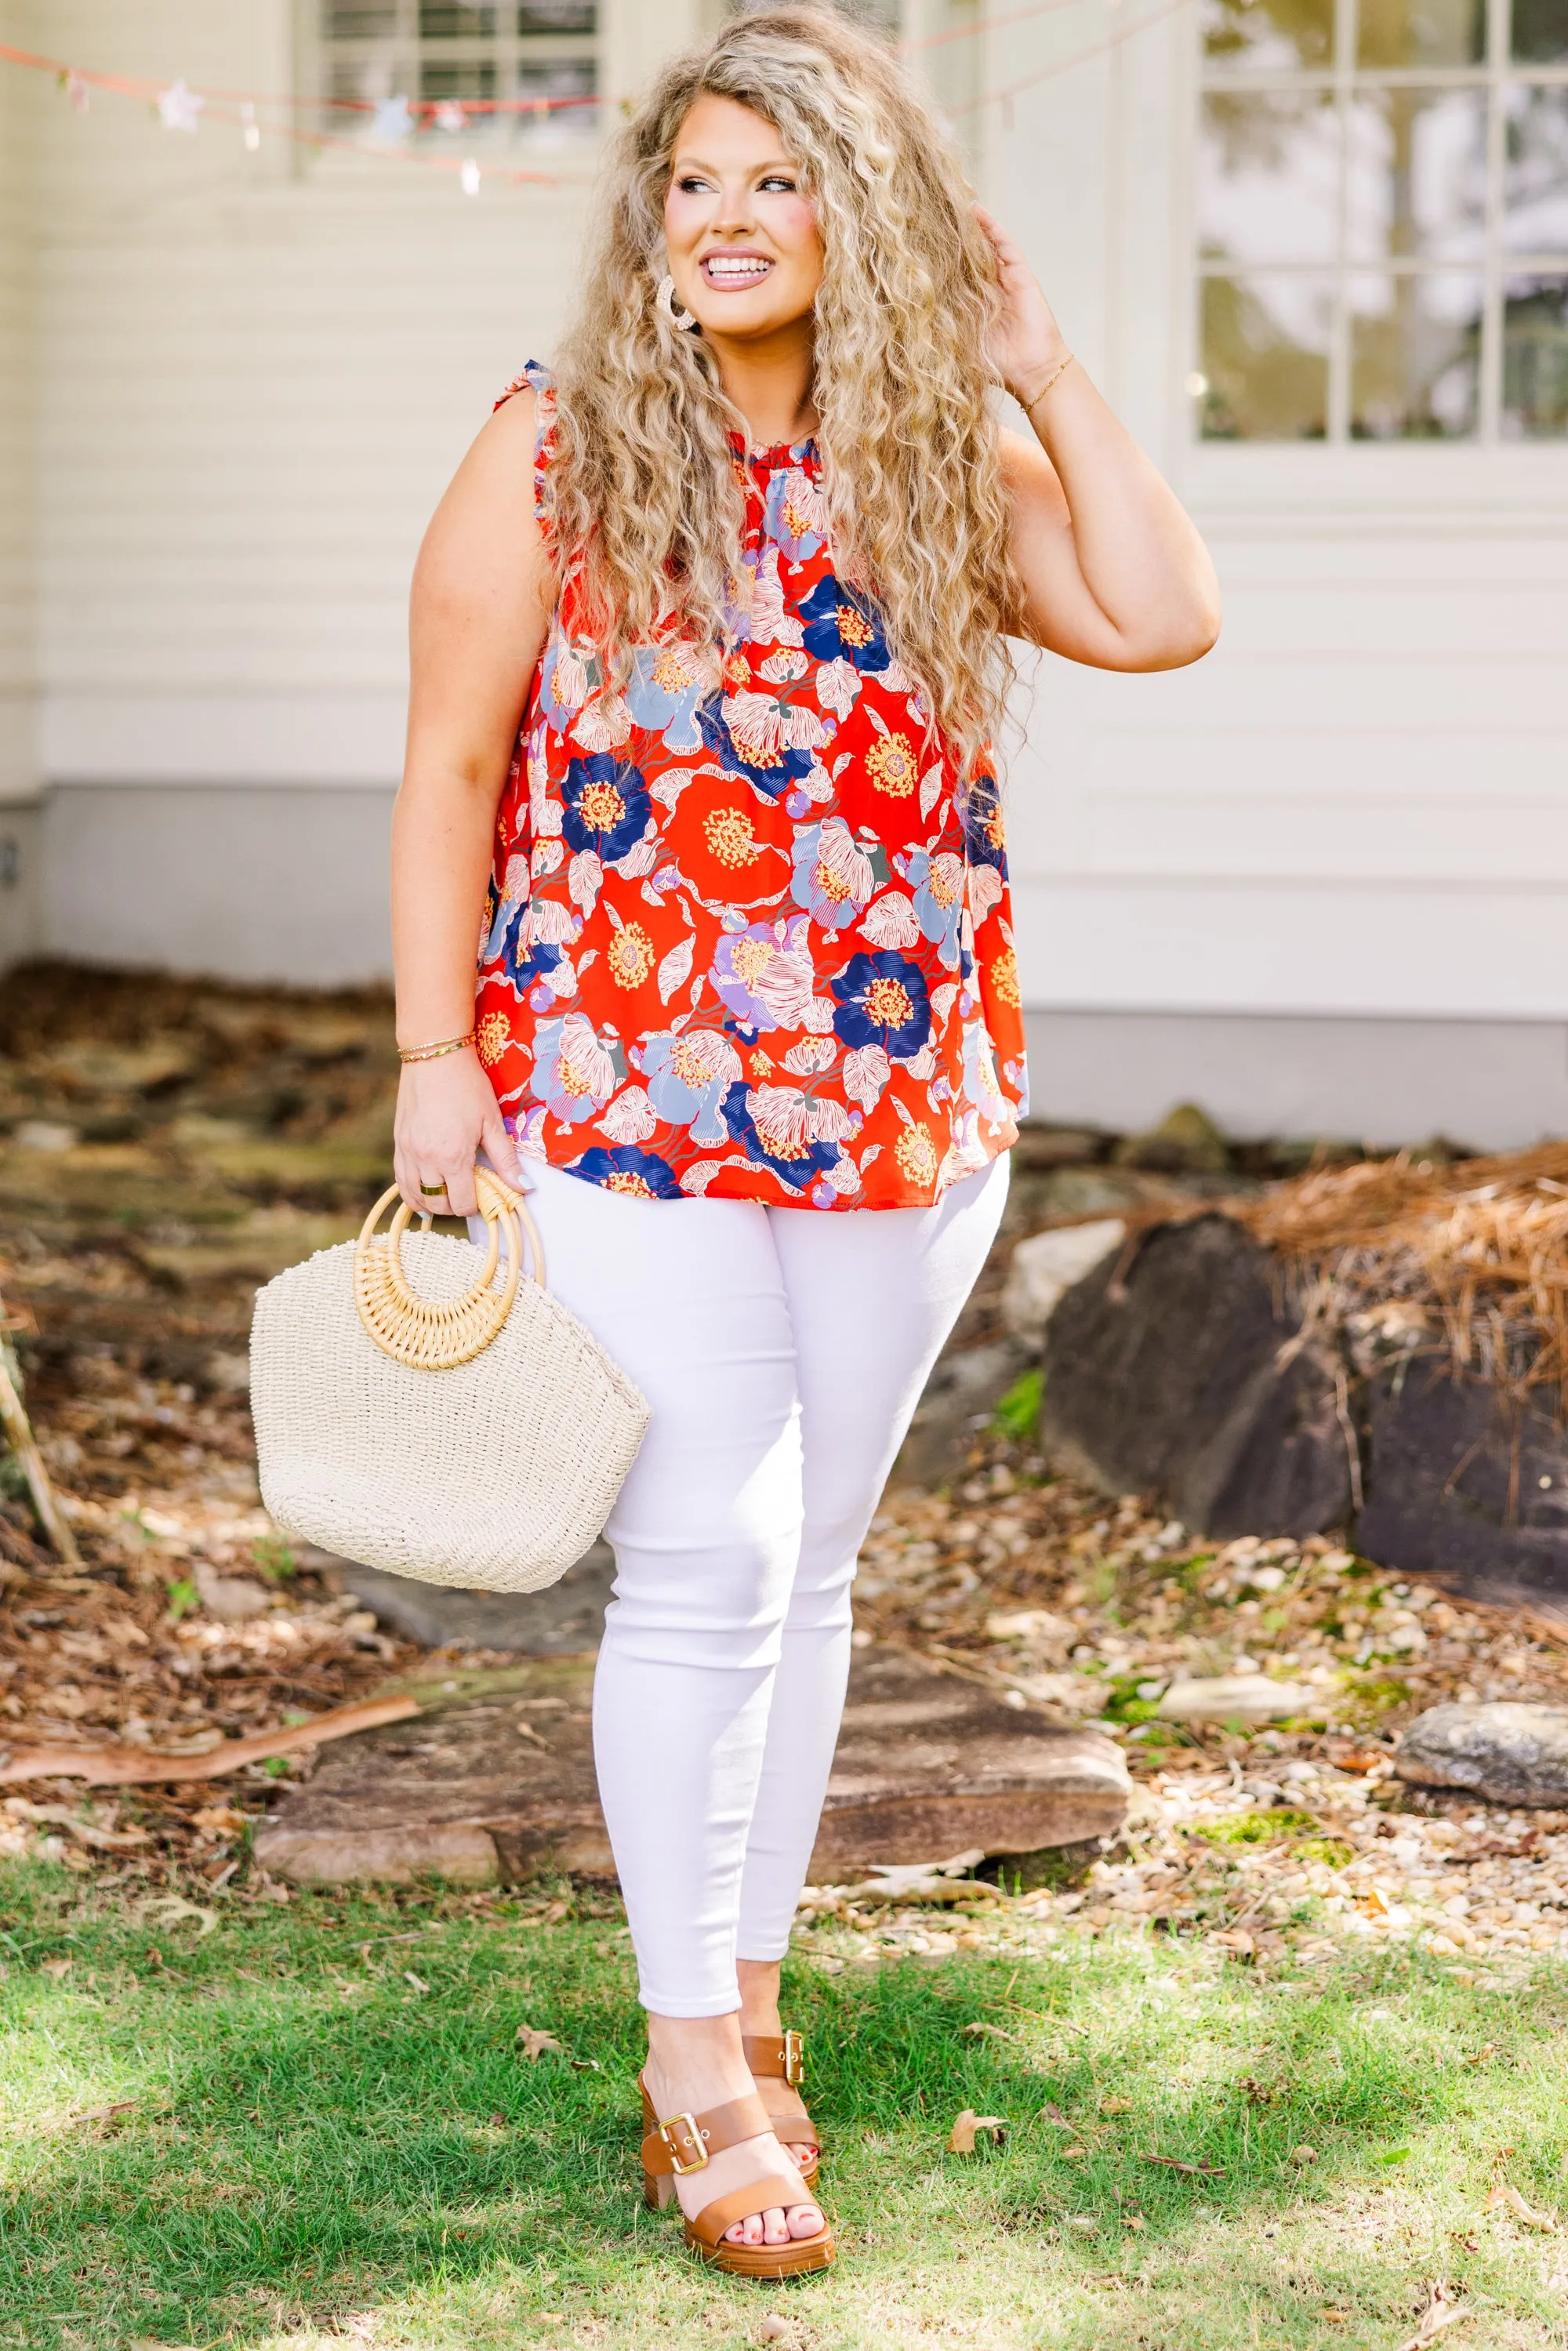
[973,203,1070,409]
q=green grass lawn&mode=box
[2,1860,1565,2351]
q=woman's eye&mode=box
[759,175,797,192]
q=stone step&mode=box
[252,1643,1130,1888]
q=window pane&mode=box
[1349,272,1481,434]
[1513,0,1568,63]
[1202,0,1334,68]
[1346,89,1487,265]
[1200,274,1332,437]
[419,3,495,34]
[518,2,596,25]
[1504,88,1568,254]
[516,58,597,138]
[1503,273,1568,431]
[324,3,397,34]
[1356,0,1485,66]
[1199,93,1338,266]
[421,58,497,98]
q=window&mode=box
[317,1,599,149]
[1196,0,1568,439]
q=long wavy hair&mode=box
[549,2,1019,781]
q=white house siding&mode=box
[0,2,42,963]
[5,0,1566,1139]
[993,4,1568,1144]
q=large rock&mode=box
[1357,1366,1568,1620]
[1395,1702,1568,1806]
[329,1541,617,1653]
[1002,1221,1125,1350]
[253,1645,1130,1887]
[1040,1214,1353,1540]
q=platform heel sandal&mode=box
[743,2030,820,2186]
[637,2076,836,2280]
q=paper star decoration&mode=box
[372,94,413,142]
[460,158,481,196]
[157,79,205,134]
[434,101,467,133]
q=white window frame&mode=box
[303,0,604,152]
[1179,0,1568,510]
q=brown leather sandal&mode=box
[638,2074,836,2280]
[744,2030,821,2186]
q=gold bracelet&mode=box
[1018,352,1076,411]
[397,1031,476,1064]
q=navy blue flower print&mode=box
[830,949,933,1061]
[797,574,890,673]
[696,693,818,800]
[561,753,652,862]
[958,770,1007,873]
[571,1145,684,1199]
[720,1079,842,1193]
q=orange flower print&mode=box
[724,649,752,689]
[703,806,762,869]
[894,1120,938,1188]
[866,731,916,796]
[989,947,1022,1008]
[475,1009,512,1067]
[608,921,656,989]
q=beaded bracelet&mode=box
[397,1030,476,1065]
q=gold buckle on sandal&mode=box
[782,2029,805,2087]
[658,2112,709,2175]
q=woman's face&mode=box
[664,95,823,341]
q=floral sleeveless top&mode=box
[474,361,1027,1210]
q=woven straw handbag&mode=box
[249,1166,651,1591]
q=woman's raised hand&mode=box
[392,1047,522,1221]
[972,203,1070,409]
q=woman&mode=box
[390,2,1218,2280]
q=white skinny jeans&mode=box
[480,1152,1008,2016]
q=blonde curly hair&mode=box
[549,2,1019,782]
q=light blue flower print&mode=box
[900,847,966,968]
[536,636,594,735]
[639,1028,743,1146]
[762,463,829,561]
[625,644,707,753]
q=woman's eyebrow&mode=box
[670,153,797,176]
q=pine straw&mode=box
[1217,1141,1568,1399]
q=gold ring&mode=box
[419,1181,447,1196]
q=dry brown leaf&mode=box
[757,2320,800,2346]
[1100,2095,1132,2115]
[56,2099,137,2132]
[1486,2181,1559,2231]
[0,1692,419,1784]
[1144,2153,1226,2178]
[946,2107,1007,2153]
[191,1804,248,1834]
[961,2020,1018,2043]
[403,1971,430,1994]
[40,1957,71,1979]
[516,2025,564,2062]
[1290,2145,1319,2164]
[1393,2280,1471,2350]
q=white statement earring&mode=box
[656,272,701,332]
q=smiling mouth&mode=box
[700,252,775,291]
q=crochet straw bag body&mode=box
[249,1166,651,1592]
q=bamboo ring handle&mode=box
[353,1165,545,1370]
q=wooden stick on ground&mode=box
[0,1693,419,1785]
[0,1329,79,1565]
